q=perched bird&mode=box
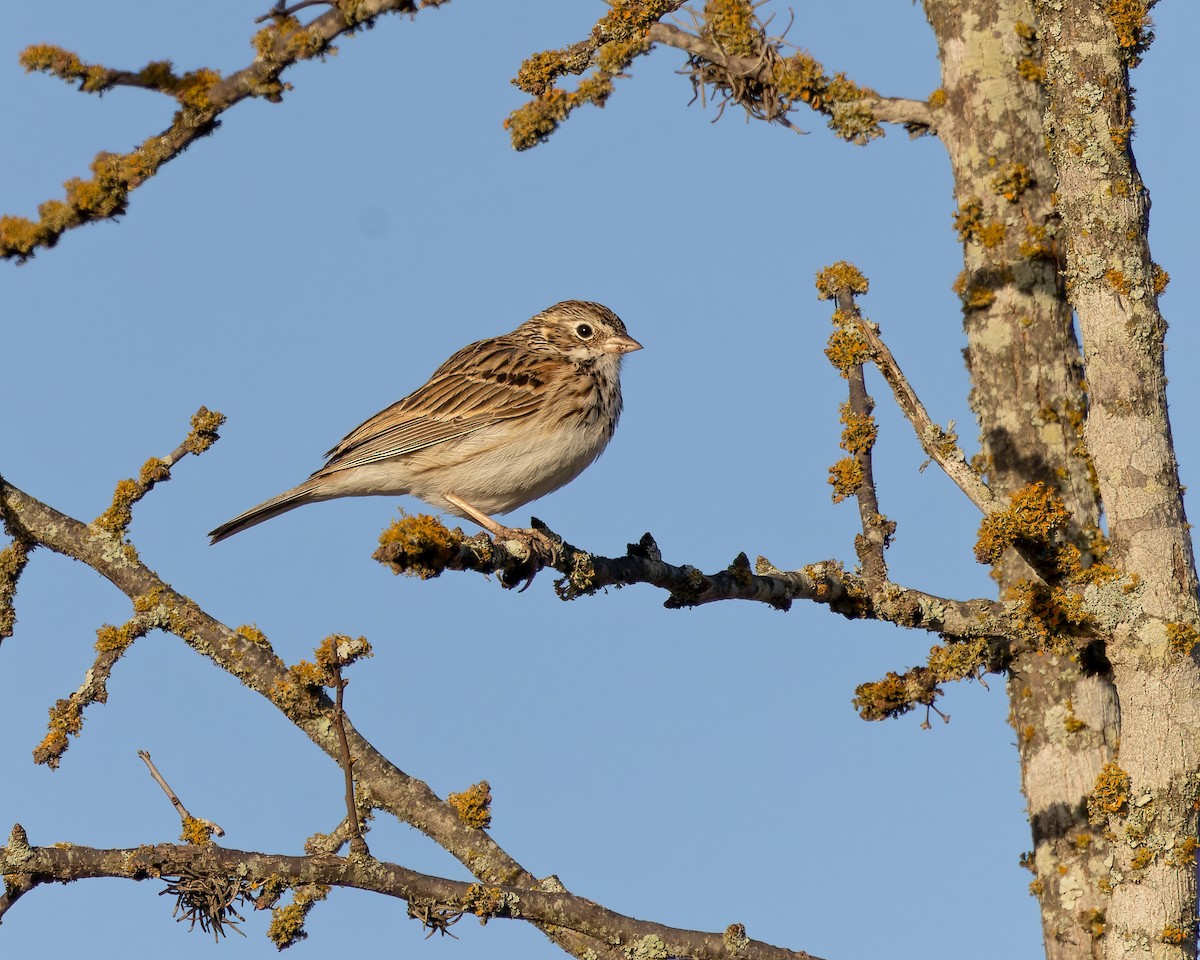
[209,301,642,544]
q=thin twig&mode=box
[254,0,336,23]
[850,313,1000,515]
[647,22,935,134]
[328,647,369,857]
[138,751,226,838]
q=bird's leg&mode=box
[443,494,513,539]
[444,493,560,563]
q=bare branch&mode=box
[374,514,1015,643]
[138,751,226,840]
[1,834,824,960]
[834,289,894,585]
[851,314,999,515]
[0,825,35,923]
[0,474,618,960]
[647,22,935,138]
[327,644,369,857]
[504,1,688,149]
[3,2,447,260]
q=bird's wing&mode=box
[318,339,556,473]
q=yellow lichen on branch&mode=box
[839,403,877,455]
[505,0,676,150]
[815,261,869,300]
[6,4,447,259]
[1105,0,1154,64]
[447,780,493,829]
[267,884,329,949]
[974,482,1070,565]
[853,667,938,721]
[184,407,226,455]
[33,698,83,768]
[854,637,994,723]
[827,457,864,503]
[180,816,216,846]
[685,0,884,142]
[376,513,466,579]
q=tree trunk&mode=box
[923,0,1200,956]
[923,2,1117,957]
[1029,2,1200,957]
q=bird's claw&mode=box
[492,525,560,591]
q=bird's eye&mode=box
[574,323,595,340]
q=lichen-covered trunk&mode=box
[922,1,1117,957]
[1028,2,1200,958]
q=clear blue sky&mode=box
[2,3,1197,958]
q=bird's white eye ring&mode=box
[575,323,595,340]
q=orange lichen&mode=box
[448,780,493,829]
[314,633,373,674]
[1088,762,1131,824]
[1165,622,1200,657]
[1006,580,1089,653]
[839,404,877,454]
[926,638,990,682]
[1019,224,1055,260]
[1105,0,1154,63]
[505,0,672,149]
[1018,58,1046,83]
[991,163,1033,202]
[94,622,138,654]
[824,328,871,376]
[33,699,84,768]
[180,816,215,846]
[138,457,171,486]
[1105,268,1132,297]
[853,667,938,721]
[0,539,32,640]
[953,198,984,242]
[376,513,465,579]
[827,457,864,503]
[703,0,760,56]
[1168,836,1198,868]
[1160,926,1189,945]
[975,482,1070,565]
[235,624,270,646]
[184,406,226,454]
[1151,263,1170,297]
[461,883,508,920]
[815,261,869,300]
[94,479,141,535]
[964,285,997,310]
[267,885,328,948]
[978,222,1007,248]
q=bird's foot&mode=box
[444,495,562,590]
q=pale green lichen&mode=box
[624,934,669,960]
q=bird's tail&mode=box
[208,478,328,544]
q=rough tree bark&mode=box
[1031,2,1200,958]
[924,2,1116,957]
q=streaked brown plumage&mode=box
[209,301,641,544]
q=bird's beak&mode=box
[607,334,644,355]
